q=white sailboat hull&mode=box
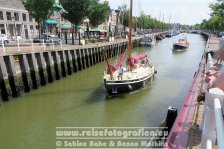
[104,65,155,95]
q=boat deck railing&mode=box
[201,53,224,149]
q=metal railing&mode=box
[1,38,63,53]
[201,53,224,149]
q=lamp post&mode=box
[83,18,90,39]
[109,21,111,37]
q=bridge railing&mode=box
[201,53,224,149]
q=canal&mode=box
[0,34,206,148]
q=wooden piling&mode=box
[18,54,30,92]
[43,52,54,83]
[76,49,82,71]
[64,50,72,75]
[35,53,46,86]
[0,56,9,101]
[70,50,78,73]
[4,56,20,97]
[58,51,67,77]
[80,49,86,69]
[51,51,60,80]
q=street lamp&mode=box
[83,18,90,38]
[109,21,111,37]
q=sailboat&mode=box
[103,0,156,95]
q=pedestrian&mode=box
[206,36,224,91]
[118,65,124,80]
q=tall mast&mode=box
[128,0,133,59]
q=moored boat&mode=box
[140,35,155,46]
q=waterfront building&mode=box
[0,0,39,39]
[0,0,124,39]
[98,9,124,36]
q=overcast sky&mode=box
[103,0,217,25]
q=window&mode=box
[0,11,3,20]
[30,25,34,36]
[29,15,32,22]
[22,13,26,21]
[0,24,5,34]
[6,12,11,20]
[14,12,19,21]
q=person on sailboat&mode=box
[118,65,124,80]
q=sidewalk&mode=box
[0,36,143,55]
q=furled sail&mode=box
[127,53,148,67]
[108,49,127,74]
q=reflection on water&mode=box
[0,34,206,148]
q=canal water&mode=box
[0,34,206,148]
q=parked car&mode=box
[32,34,61,44]
[0,34,9,44]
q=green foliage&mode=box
[199,0,224,31]
[22,0,54,24]
[22,0,54,37]
[88,0,110,27]
[210,0,224,17]
[60,0,91,26]
[119,4,129,28]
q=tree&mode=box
[22,0,55,38]
[60,0,91,44]
[88,0,110,27]
[118,4,129,33]
[210,0,224,17]
[209,0,224,31]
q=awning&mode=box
[45,20,58,24]
[61,24,82,29]
[53,4,62,9]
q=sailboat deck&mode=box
[104,64,154,82]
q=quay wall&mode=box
[0,38,142,101]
